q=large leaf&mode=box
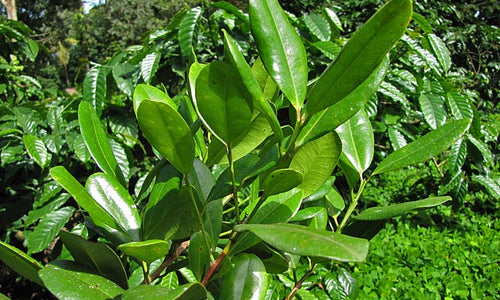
[290,132,342,197]
[306,0,412,115]
[78,101,126,187]
[234,223,368,262]
[304,13,331,42]
[60,231,128,289]
[0,241,44,286]
[262,168,303,196]
[179,6,203,59]
[419,93,447,129]
[39,262,124,300]
[23,134,51,169]
[372,118,471,175]
[194,61,253,146]
[86,173,142,242]
[137,100,194,174]
[27,206,75,254]
[118,283,206,300]
[83,65,106,113]
[353,196,451,221]
[133,84,176,114]
[249,0,308,109]
[118,240,170,265]
[220,254,269,300]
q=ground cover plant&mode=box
[1,0,498,298]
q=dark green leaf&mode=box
[387,127,407,150]
[0,241,43,286]
[83,65,106,113]
[220,253,268,300]
[118,240,170,265]
[262,168,303,196]
[118,282,206,300]
[427,33,451,73]
[188,232,211,281]
[179,7,203,59]
[304,13,331,41]
[27,206,74,254]
[141,52,160,84]
[213,1,249,24]
[419,93,447,129]
[23,134,51,169]
[472,175,500,198]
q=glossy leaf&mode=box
[304,13,331,41]
[324,7,343,32]
[306,0,412,115]
[446,91,473,119]
[204,199,223,249]
[354,196,451,221]
[262,168,303,196]
[140,52,160,84]
[213,1,249,24]
[179,6,203,59]
[387,127,407,150]
[250,0,308,109]
[118,282,206,300]
[188,232,211,281]
[59,231,128,289]
[472,175,500,198]
[86,173,141,242]
[39,263,124,300]
[290,132,342,197]
[27,206,74,254]
[79,101,126,187]
[220,254,269,300]
[23,134,50,169]
[234,223,369,262]
[83,65,106,113]
[194,61,253,146]
[467,134,494,166]
[427,33,451,73]
[0,241,44,286]
[118,240,170,265]
[188,159,215,201]
[312,41,341,60]
[137,100,194,174]
[133,84,176,114]
[419,93,447,129]
[372,118,471,175]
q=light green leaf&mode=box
[446,91,473,119]
[137,100,194,174]
[387,127,407,150]
[354,196,451,221]
[0,241,44,286]
[133,84,176,114]
[306,0,412,115]
[290,132,342,197]
[324,7,343,32]
[83,65,106,113]
[234,223,369,262]
[220,254,269,300]
[27,207,75,254]
[140,52,160,84]
[304,13,331,41]
[250,0,308,109]
[118,240,170,265]
[118,282,206,300]
[59,231,128,289]
[472,175,500,198]
[262,169,303,196]
[373,118,471,175]
[78,101,126,187]
[179,6,203,59]
[419,93,447,129]
[448,138,467,173]
[312,41,341,60]
[188,232,211,281]
[23,134,51,169]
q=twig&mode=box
[142,240,190,285]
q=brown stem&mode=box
[142,240,190,285]
[285,266,316,300]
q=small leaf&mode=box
[213,1,249,24]
[137,100,194,174]
[27,207,74,254]
[419,93,447,129]
[262,169,303,196]
[179,6,203,59]
[220,253,269,300]
[140,52,160,84]
[354,196,451,221]
[472,175,500,199]
[60,231,128,289]
[387,127,407,150]
[0,241,44,286]
[188,232,211,281]
[79,101,126,187]
[118,240,170,265]
[427,33,451,73]
[304,13,331,41]
[324,7,343,32]
[250,0,308,109]
[39,263,124,300]
[373,119,471,175]
[23,134,51,169]
[83,65,107,113]
[234,223,369,262]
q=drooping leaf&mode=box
[118,240,170,265]
[179,6,203,59]
[137,100,194,174]
[109,138,130,180]
[83,65,106,113]
[39,262,124,300]
[234,223,369,262]
[0,241,44,286]
[78,101,126,187]
[448,138,467,173]
[379,81,410,110]
[140,52,160,84]
[290,132,342,197]
[419,93,447,129]
[250,0,308,109]
[220,254,269,300]
[59,231,128,289]
[27,206,75,254]
[23,134,51,169]
[354,196,451,221]
[467,134,494,166]
[304,13,331,41]
[306,0,412,115]
[372,118,471,175]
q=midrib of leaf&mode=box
[89,116,118,180]
[343,121,362,173]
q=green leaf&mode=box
[250,0,308,109]
[324,7,343,32]
[262,168,303,196]
[83,65,107,113]
[387,127,407,150]
[109,138,130,180]
[467,134,494,166]
[335,109,374,177]
[133,84,176,114]
[234,223,369,262]
[213,1,249,25]
[108,110,139,148]
[446,91,473,119]
[372,118,471,175]
[204,199,223,250]
[412,12,432,34]
[419,93,447,129]
[290,132,342,197]
[220,253,269,300]
[179,6,203,59]
[27,206,75,254]
[86,173,142,242]
[118,282,206,300]
[306,0,412,115]
[0,241,44,286]
[118,240,170,265]
[39,262,124,300]
[312,41,341,60]
[137,100,194,174]
[471,175,500,198]
[427,33,451,73]
[78,101,126,187]
[194,61,253,146]
[140,52,160,84]
[188,232,211,281]
[354,196,451,221]
[379,81,410,110]
[23,134,51,169]
[59,231,128,289]
[448,138,467,173]
[304,13,331,41]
